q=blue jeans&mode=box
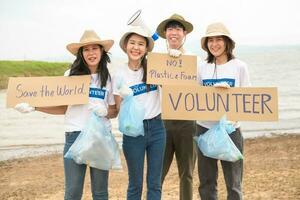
[63,131,109,200]
[123,115,166,200]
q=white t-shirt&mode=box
[112,63,161,120]
[197,58,251,129]
[64,69,115,132]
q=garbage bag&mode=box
[64,113,122,170]
[195,116,243,162]
[118,94,145,137]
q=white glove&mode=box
[214,82,231,89]
[88,102,108,117]
[168,49,182,57]
[14,103,35,113]
[118,85,133,98]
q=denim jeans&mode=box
[123,115,166,200]
[196,125,244,200]
[63,131,109,200]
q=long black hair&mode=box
[204,36,235,64]
[124,33,151,91]
[69,45,111,88]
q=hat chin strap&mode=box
[166,36,186,52]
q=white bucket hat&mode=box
[67,30,114,55]
[119,26,154,53]
[201,22,235,52]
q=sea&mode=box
[0,45,299,161]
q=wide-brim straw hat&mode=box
[67,30,114,55]
[156,14,193,39]
[201,22,235,52]
[119,26,154,53]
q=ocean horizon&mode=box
[1,45,300,161]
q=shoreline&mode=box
[1,88,300,162]
[1,132,299,162]
[1,134,299,199]
[0,143,63,162]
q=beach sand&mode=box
[0,134,299,200]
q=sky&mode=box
[0,0,300,61]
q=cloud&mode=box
[0,0,299,61]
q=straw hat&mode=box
[201,22,235,51]
[156,14,193,39]
[67,30,114,55]
[119,26,154,53]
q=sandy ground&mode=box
[0,134,299,200]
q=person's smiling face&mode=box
[82,44,102,72]
[125,34,147,62]
[207,36,227,59]
[165,26,187,49]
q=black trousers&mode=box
[196,125,244,200]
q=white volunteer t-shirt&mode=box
[64,69,115,132]
[197,58,251,129]
[112,63,161,120]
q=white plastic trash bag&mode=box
[195,115,243,162]
[64,113,122,170]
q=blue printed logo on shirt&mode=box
[202,78,235,87]
[89,88,106,99]
[130,83,157,96]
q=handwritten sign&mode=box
[162,85,278,121]
[147,52,197,85]
[6,75,91,107]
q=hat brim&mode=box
[119,32,154,53]
[67,40,114,55]
[156,19,193,39]
[200,33,235,51]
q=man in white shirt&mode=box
[156,14,197,200]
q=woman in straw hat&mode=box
[156,13,196,200]
[196,22,251,200]
[15,30,117,200]
[113,25,166,200]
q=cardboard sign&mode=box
[6,75,91,107]
[147,52,197,85]
[162,85,278,121]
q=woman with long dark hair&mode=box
[15,30,117,200]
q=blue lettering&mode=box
[202,78,235,87]
[89,88,106,99]
[130,83,157,96]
